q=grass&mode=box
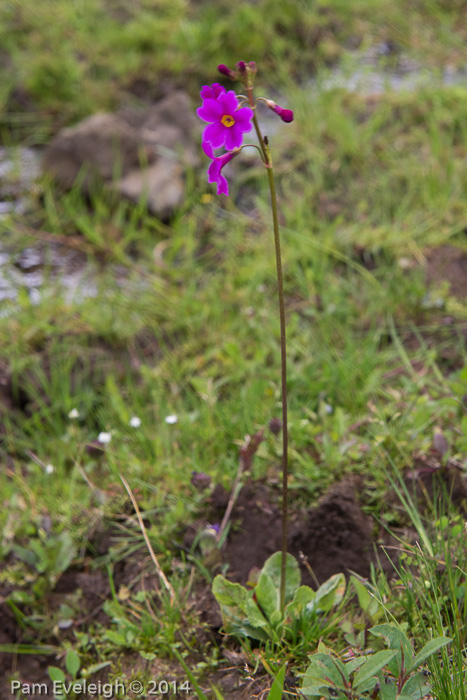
[1,0,467,697]
[1,0,467,140]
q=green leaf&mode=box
[261,552,300,604]
[350,575,371,611]
[55,531,76,573]
[65,649,80,677]
[212,575,248,613]
[353,650,398,691]
[378,676,397,700]
[244,596,269,631]
[286,585,315,617]
[48,666,66,684]
[81,661,111,678]
[407,636,452,674]
[302,653,345,697]
[370,623,413,675]
[401,672,431,699]
[255,572,279,620]
[105,630,127,646]
[266,664,286,700]
[311,573,346,613]
[345,657,366,675]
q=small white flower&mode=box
[97,432,112,444]
[45,464,54,475]
[325,404,333,414]
[129,416,141,428]
[68,408,80,419]
[165,415,178,425]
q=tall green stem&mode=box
[267,161,289,614]
[247,86,289,613]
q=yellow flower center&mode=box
[221,114,235,128]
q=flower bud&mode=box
[248,61,257,74]
[264,99,294,123]
[236,61,247,74]
[269,417,282,435]
[217,64,237,80]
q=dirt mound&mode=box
[210,478,377,588]
[425,245,467,299]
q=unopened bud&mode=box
[236,61,247,74]
[249,61,257,74]
[191,471,212,491]
[269,417,282,435]
[264,99,294,123]
[217,64,237,80]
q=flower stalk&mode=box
[265,152,289,615]
[198,64,293,614]
[246,82,289,614]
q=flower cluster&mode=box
[197,64,294,196]
[197,82,253,195]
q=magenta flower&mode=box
[207,150,238,196]
[197,88,254,152]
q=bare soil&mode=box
[0,466,465,699]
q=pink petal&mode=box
[203,123,226,149]
[225,127,243,150]
[202,140,215,158]
[234,107,254,124]
[200,83,226,100]
[217,173,229,196]
[197,99,224,123]
[219,90,239,114]
[207,159,222,183]
[207,158,229,196]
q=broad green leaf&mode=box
[48,666,66,684]
[245,596,269,631]
[266,664,286,700]
[345,657,366,674]
[353,650,398,690]
[378,676,397,700]
[370,623,413,675]
[302,653,346,696]
[255,572,279,620]
[13,544,39,568]
[311,573,346,613]
[269,609,283,627]
[401,672,431,699]
[408,636,452,673]
[286,585,315,617]
[212,575,248,612]
[262,552,301,604]
[105,630,127,646]
[65,649,80,677]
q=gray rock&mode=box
[42,91,200,218]
[42,113,146,189]
[115,159,184,220]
